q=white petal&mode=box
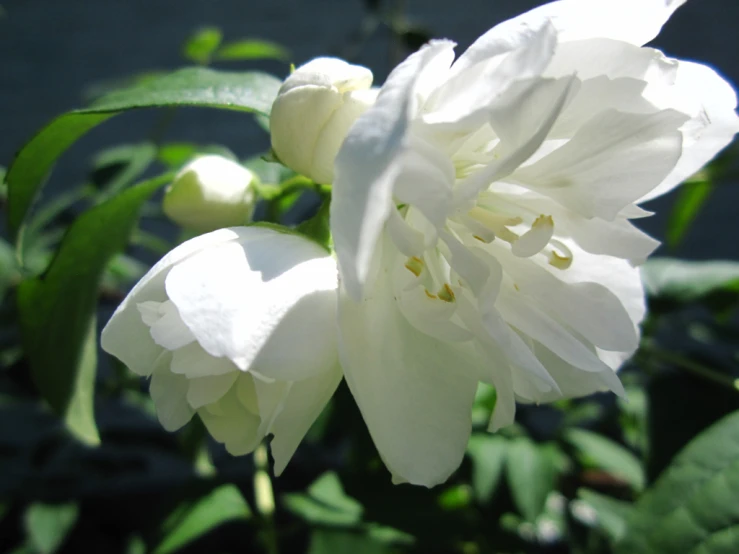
[138,300,194,351]
[101,228,249,376]
[250,285,338,382]
[496,246,640,353]
[453,75,576,206]
[545,239,645,359]
[149,352,194,431]
[513,109,687,219]
[641,60,739,201]
[496,289,612,374]
[270,365,343,475]
[164,228,337,380]
[187,372,239,409]
[337,262,480,486]
[198,377,262,455]
[170,342,237,378]
[531,341,625,403]
[253,379,291,437]
[465,297,559,395]
[484,0,686,48]
[427,23,558,129]
[332,41,456,300]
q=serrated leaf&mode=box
[183,26,223,64]
[6,67,281,240]
[616,410,739,554]
[505,438,559,522]
[153,485,251,554]
[576,488,632,543]
[565,429,645,491]
[642,258,739,301]
[284,472,363,527]
[17,173,172,444]
[466,434,507,501]
[666,178,712,249]
[215,39,290,61]
[24,502,79,554]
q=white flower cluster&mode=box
[103,0,738,486]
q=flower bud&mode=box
[270,57,379,184]
[163,155,257,232]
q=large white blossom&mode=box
[101,227,340,474]
[329,0,739,485]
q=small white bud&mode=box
[163,155,257,232]
[270,57,379,184]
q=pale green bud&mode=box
[270,57,379,184]
[163,155,257,232]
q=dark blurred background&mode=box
[1,0,738,259]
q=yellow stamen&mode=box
[404,256,424,277]
[549,250,572,270]
[438,283,456,303]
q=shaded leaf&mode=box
[565,429,645,491]
[576,488,632,543]
[505,438,559,522]
[92,142,157,201]
[17,173,172,444]
[642,258,739,301]
[617,410,739,554]
[308,529,397,554]
[154,485,251,554]
[6,67,281,239]
[284,472,363,527]
[666,178,712,249]
[183,26,223,64]
[215,39,290,61]
[24,502,79,554]
[466,434,507,502]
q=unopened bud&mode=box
[270,57,378,184]
[163,155,257,232]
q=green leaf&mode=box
[297,197,332,250]
[215,39,290,61]
[617,410,739,554]
[308,530,398,554]
[505,438,559,522]
[17,173,173,444]
[6,67,281,240]
[576,488,633,543]
[92,142,157,201]
[154,485,251,554]
[283,472,363,527]
[24,502,79,554]
[642,258,739,301]
[466,434,507,501]
[565,429,645,491]
[666,178,713,249]
[183,26,223,64]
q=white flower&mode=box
[330,0,739,485]
[162,155,257,233]
[101,226,340,474]
[270,57,379,184]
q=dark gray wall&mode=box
[1,0,737,258]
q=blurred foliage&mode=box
[1,8,739,554]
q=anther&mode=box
[438,283,456,303]
[404,256,424,277]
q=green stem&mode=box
[641,343,739,392]
[254,443,279,554]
